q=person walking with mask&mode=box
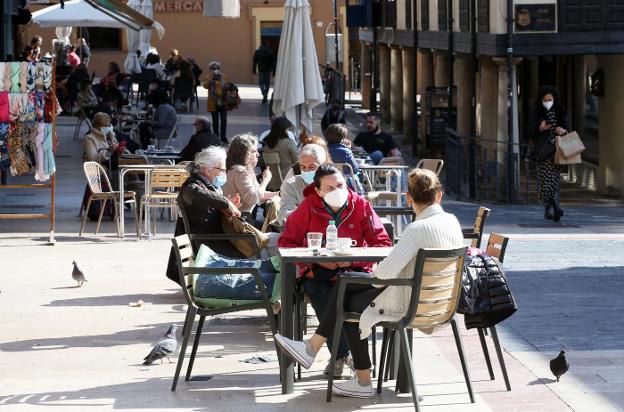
[531,85,568,222]
[203,61,229,143]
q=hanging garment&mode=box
[0,123,9,171]
[34,63,44,91]
[42,64,52,93]
[23,93,37,123]
[8,121,36,176]
[3,63,12,92]
[0,93,9,122]
[10,63,21,93]
[42,123,56,177]
[0,64,7,92]
[19,62,29,93]
[26,62,37,92]
[34,123,48,182]
[8,93,30,122]
[34,92,45,122]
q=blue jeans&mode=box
[368,150,384,165]
[302,278,350,359]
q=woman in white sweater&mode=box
[274,168,464,398]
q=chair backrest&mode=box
[263,151,283,184]
[83,161,112,194]
[150,169,189,191]
[171,234,197,305]
[470,206,491,248]
[119,154,149,167]
[379,156,404,165]
[485,232,509,263]
[401,247,467,329]
[416,158,444,175]
[335,162,355,176]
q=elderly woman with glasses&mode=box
[165,146,244,284]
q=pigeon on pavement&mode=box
[72,261,87,286]
[143,325,179,365]
[550,350,569,382]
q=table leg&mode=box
[280,260,295,394]
[145,170,152,240]
[119,169,127,238]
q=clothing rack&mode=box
[0,61,57,244]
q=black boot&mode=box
[552,200,564,222]
[544,206,553,220]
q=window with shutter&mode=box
[477,0,489,32]
[459,0,470,32]
[421,0,430,30]
[438,0,448,31]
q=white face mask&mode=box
[101,125,114,135]
[543,100,554,110]
[323,187,348,209]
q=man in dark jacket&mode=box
[252,41,275,104]
[321,101,347,133]
[179,117,222,161]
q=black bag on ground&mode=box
[457,251,517,329]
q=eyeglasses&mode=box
[212,167,227,173]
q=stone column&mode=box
[360,41,371,109]
[402,46,416,140]
[493,57,522,199]
[478,57,499,194]
[379,44,391,119]
[390,46,404,132]
[418,50,434,148]
[455,54,475,137]
[434,51,449,87]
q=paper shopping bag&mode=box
[555,144,582,165]
[556,132,585,158]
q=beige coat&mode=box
[84,129,117,163]
[358,204,464,339]
[222,164,261,213]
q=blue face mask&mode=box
[300,170,315,184]
[212,173,227,188]
[100,125,114,135]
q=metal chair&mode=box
[325,247,473,411]
[160,116,180,149]
[170,234,279,391]
[140,168,189,237]
[79,161,140,237]
[476,232,511,391]
[416,158,444,175]
[462,206,491,248]
[72,106,92,141]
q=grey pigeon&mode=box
[550,350,569,382]
[143,325,179,365]
[72,261,87,286]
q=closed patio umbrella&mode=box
[271,0,324,134]
[138,0,154,58]
[123,0,142,73]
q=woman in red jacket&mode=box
[278,163,391,377]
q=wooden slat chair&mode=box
[140,168,189,236]
[262,151,283,191]
[325,247,473,411]
[79,161,140,237]
[170,234,279,391]
[475,232,511,391]
[462,206,491,248]
[416,158,444,175]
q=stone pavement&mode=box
[1,86,624,411]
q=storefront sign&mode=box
[515,4,556,32]
[154,1,203,13]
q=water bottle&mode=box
[326,220,338,250]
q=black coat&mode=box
[529,104,568,159]
[253,45,275,74]
[178,130,222,162]
[165,173,245,284]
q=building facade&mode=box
[358,0,624,200]
[22,0,351,86]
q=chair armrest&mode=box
[188,233,261,258]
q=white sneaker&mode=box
[274,334,315,369]
[332,376,375,398]
[324,356,355,378]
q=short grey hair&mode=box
[299,143,326,163]
[194,116,211,131]
[194,146,226,169]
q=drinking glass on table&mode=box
[306,232,323,251]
